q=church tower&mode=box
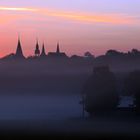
[35,39,40,57]
[56,42,60,54]
[48,42,68,58]
[15,37,24,59]
[40,43,46,57]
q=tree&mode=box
[124,71,140,112]
[82,66,119,116]
[84,52,94,58]
[105,50,123,56]
[131,49,140,56]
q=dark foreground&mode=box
[0,95,139,139]
[0,117,140,140]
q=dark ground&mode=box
[0,116,140,140]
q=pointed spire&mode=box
[40,42,46,57]
[56,42,60,53]
[18,32,20,44]
[36,38,39,49]
[35,38,40,56]
[15,36,24,59]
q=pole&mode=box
[82,94,85,118]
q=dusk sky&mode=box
[0,0,140,57]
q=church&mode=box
[34,40,68,59]
[2,37,68,60]
[47,42,68,58]
[14,37,25,59]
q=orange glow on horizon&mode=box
[0,7,140,58]
[0,6,137,25]
[40,10,135,25]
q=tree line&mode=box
[82,66,140,116]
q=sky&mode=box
[0,0,140,57]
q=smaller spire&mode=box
[35,39,40,57]
[18,37,21,48]
[56,42,60,53]
[17,33,21,47]
[36,38,39,49]
[40,42,46,57]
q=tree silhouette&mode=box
[82,66,119,116]
[105,49,123,56]
[131,49,140,56]
[84,52,94,58]
[124,71,140,112]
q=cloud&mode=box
[41,11,135,25]
[0,7,37,12]
[0,6,138,25]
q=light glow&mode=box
[0,7,136,25]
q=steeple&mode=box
[15,36,24,58]
[40,43,46,57]
[35,39,40,57]
[56,42,60,54]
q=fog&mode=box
[0,94,82,120]
[0,94,139,139]
[0,58,140,138]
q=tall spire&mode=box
[56,42,60,53]
[15,36,24,58]
[35,39,40,57]
[36,38,39,50]
[40,43,46,57]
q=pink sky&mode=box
[0,1,140,57]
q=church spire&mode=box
[15,36,24,59]
[56,42,60,54]
[35,39,40,57]
[40,43,46,57]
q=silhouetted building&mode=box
[70,55,84,61]
[35,40,40,57]
[14,37,25,59]
[117,96,135,111]
[48,42,68,58]
[56,42,60,53]
[40,43,46,58]
[1,53,15,60]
